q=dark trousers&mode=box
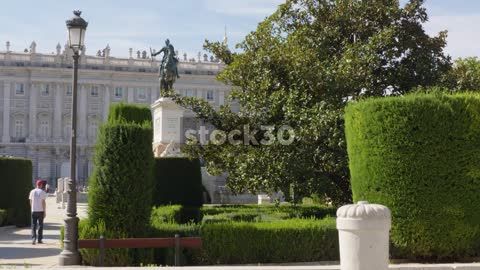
[31,212,44,241]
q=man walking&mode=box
[29,180,47,245]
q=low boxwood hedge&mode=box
[150,205,183,224]
[345,92,480,260]
[200,204,336,221]
[149,218,200,266]
[198,218,338,264]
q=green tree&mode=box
[442,57,480,91]
[164,0,451,204]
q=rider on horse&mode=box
[151,39,180,85]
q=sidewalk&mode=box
[0,196,87,268]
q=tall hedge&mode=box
[88,121,154,237]
[154,157,203,207]
[108,103,152,125]
[0,157,32,226]
[345,93,480,259]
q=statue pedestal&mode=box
[151,98,185,157]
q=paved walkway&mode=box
[0,195,87,268]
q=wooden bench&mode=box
[78,234,202,266]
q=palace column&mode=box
[219,90,225,106]
[53,83,63,142]
[197,88,203,99]
[28,83,37,142]
[2,81,11,143]
[127,87,134,103]
[79,84,88,143]
[150,87,157,103]
[103,85,110,121]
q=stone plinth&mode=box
[151,97,185,157]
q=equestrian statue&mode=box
[151,39,180,92]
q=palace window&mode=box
[90,86,99,97]
[15,83,25,96]
[207,90,214,101]
[40,84,50,96]
[114,87,123,98]
[88,121,98,140]
[66,85,72,96]
[39,120,50,137]
[14,120,24,138]
[38,162,51,178]
[137,88,146,100]
[186,89,194,97]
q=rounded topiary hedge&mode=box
[88,122,154,237]
[345,93,480,259]
[0,157,32,227]
[108,103,152,125]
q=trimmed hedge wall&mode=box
[154,157,203,208]
[149,220,200,266]
[0,209,7,226]
[198,218,338,264]
[88,121,154,237]
[0,157,32,226]
[108,103,152,125]
[345,93,480,259]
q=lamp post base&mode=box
[59,215,81,265]
[58,249,81,265]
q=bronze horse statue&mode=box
[151,39,180,92]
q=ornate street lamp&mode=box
[59,10,87,266]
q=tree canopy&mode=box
[163,0,451,205]
[442,57,480,91]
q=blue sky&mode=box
[0,0,478,59]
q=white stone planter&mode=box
[337,201,391,270]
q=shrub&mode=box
[150,205,183,224]
[150,205,202,224]
[79,219,132,266]
[201,214,231,224]
[345,93,480,259]
[88,121,154,237]
[60,219,153,266]
[153,157,203,208]
[200,204,336,222]
[149,219,200,265]
[0,209,7,226]
[198,218,338,264]
[0,157,32,226]
[108,103,152,125]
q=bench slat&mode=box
[78,237,202,249]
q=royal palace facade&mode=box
[0,41,231,187]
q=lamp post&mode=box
[59,10,87,266]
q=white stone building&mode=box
[0,42,231,188]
